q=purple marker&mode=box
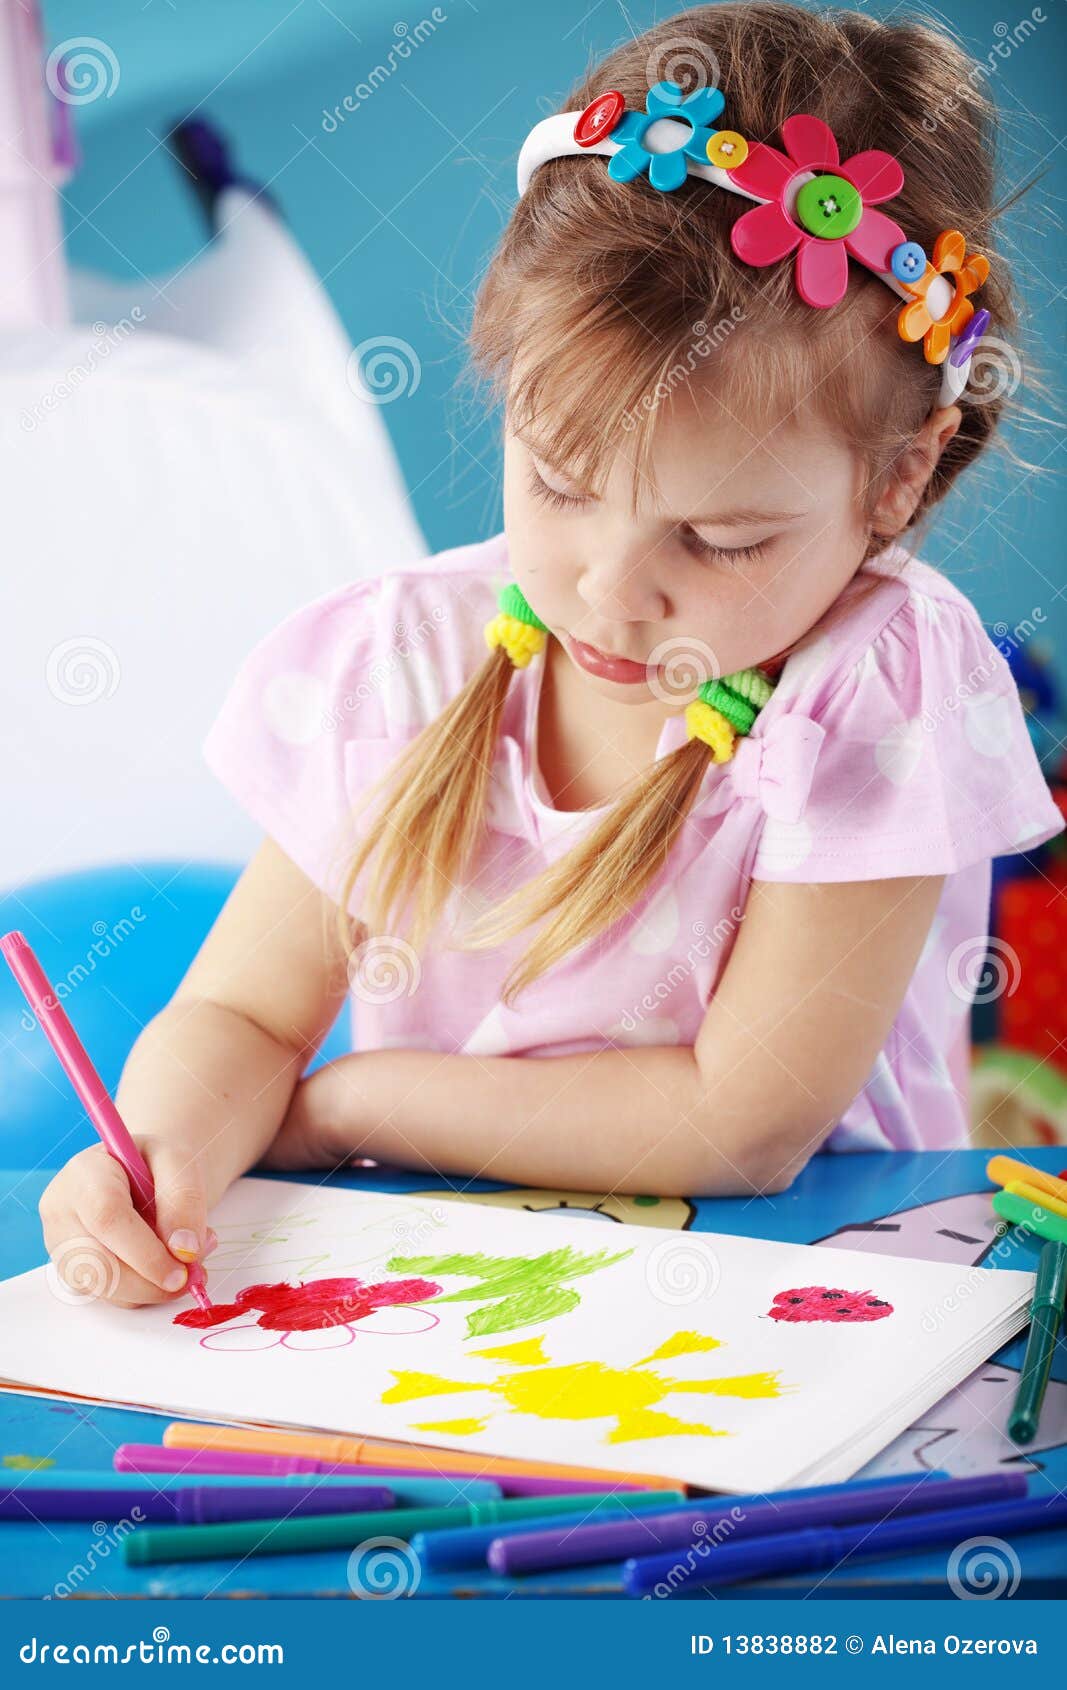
[490,1470,1026,1576]
[113,1444,642,1498]
[0,1483,393,1523]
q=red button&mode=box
[573,90,625,147]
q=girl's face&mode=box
[502,380,872,711]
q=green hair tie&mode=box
[696,678,758,735]
[498,582,548,633]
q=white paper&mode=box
[0,1178,1035,1494]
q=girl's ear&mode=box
[870,404,962,539]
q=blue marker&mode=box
[623,1491,1067,1595]
[413,1470,952,1573]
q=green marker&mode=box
[122,1488,681,1565]
[992,1189,1067,1247]
[1008,1240,1067,1446]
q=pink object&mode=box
[729,114,905,307]
[0,931,211,1311]
[0,0,72,329]
[201,533,1064,1155]
[767,1285,894,1323]
[112,1443,642,1496]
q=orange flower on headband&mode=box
[897,229,990,365]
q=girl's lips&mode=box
[564,633,657,685]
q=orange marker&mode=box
[987,1157,1067,1209]
[161,1424,679,1491]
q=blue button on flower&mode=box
[890,240,928,285]
[607,78,727,193]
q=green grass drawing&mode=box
[384,1245,633,1337]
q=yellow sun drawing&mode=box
[381,1331,787,1444]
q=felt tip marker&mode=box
[622,1492,1067,1595]
[1008,1241,1067,1445]
[0,930,211,1310]
[124,1491,664,1565]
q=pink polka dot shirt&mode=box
[202,532,1064,1154]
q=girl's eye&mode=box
[526,462,588,511]
[684,531,768,569]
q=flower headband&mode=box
[516,80,991,408]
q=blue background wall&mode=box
[42,0,1066,638]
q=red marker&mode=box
[1,930,211,1310]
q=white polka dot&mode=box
[628,886,680,956]
[964,691,1014,758]
[606,1017,681,1047]
[874,717,925,786]
[262,671,328,744]
[384,646,444,731]
[854,644,881,684]
[865,1052,902,1109]
[757,816,813,871]
[910,588,942,625]
[461,1003,512,1056]
[917,912,945,970]
[1011,815,1050,847]
[781,631,834,694]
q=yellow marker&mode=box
[1007,1179,1067,1223]
[987,1157,1067,1208]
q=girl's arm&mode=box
[270,873,946,1196]
[115,838,353,1203]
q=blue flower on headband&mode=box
[608,79,727,193]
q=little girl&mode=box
[40,3,1063,1306]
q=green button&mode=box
[794,173,862,240]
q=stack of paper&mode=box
[0,1178,1034,1494]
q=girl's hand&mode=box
[38,1141,218,1309]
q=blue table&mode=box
[1,1151,1065,1598]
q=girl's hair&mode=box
[335,2,1017,1006]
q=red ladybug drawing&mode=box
[768,1285,894,1323]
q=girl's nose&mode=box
[577,538,668,623]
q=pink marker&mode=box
[1,930,211,1311]
[114,1443,645,1497]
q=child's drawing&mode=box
[381,1330,787,1444]
[173,1274,442,1351]
[384,1244,632,1338]
[767,1286,893,1323]
[411,1185,697,1230]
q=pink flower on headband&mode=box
[729,115,906,308]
